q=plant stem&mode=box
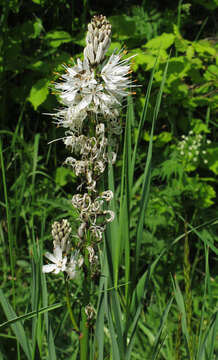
[80,247,91,360]
[184,221,193,360]
[64,277,80,333]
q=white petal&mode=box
[54,246,62,261]
[66,269,77,279]
[42,264,57,273]
[76,95,92,111]
[44,252,57,264]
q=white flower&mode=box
[101,51,135,101]
[53,50,135,127]
[66,251,84,279]
[42,246,67,275]
[54,107,87,133]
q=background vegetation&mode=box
[0,0,217,359]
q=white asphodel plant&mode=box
[42,14,136,348]
[43,15,135,279]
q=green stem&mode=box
[65,277,80,333]
[80,248,91,360]
[184,221,193,360]
[80,305,89,360]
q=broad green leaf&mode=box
[166,56,191,83]
[191,118,210,133]
[55,167,76,186]
[145,33,175,50]
[45,31,72,48]
[155,131,172,147]
[193,40,216,56]
[186,45,195,60]
[132,50,156,71]
[173,25,190,51]
[28,79,49,110]
[204,64,218,81]
[20,19,43,39]
[27,60,51,74]
[207,145,218,175]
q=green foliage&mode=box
[0,1,218,359]
[28,79,50,110]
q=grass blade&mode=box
[0,289,32,360]
[134,58,169,279]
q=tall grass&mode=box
[0,61,217,360]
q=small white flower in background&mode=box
[177,130,209,167]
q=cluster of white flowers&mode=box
[43,15,135,278]
[43,220,83,279]
[178,130,210,166]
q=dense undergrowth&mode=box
[0,0,217,359]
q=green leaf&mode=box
[45,31,72,48]
[204,64,218,81]
[166,56,191,84]
[186,45,195,60]
[27,60,51,74]
[173,25,190,52]
[0,289,32,360]
[132,49,156,71]
[28,79,49,110]
[207,145,218,175]
[55,167,76,186]
[193,40,216,56]
[20,19,43,39]
[145,33,175,50]
[155,132,172,147]
[191,118,210,133]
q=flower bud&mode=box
[84,15,112,66]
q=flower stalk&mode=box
[64,276,80,334]
[42,14,135,357]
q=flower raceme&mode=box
[43,15,135,280]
